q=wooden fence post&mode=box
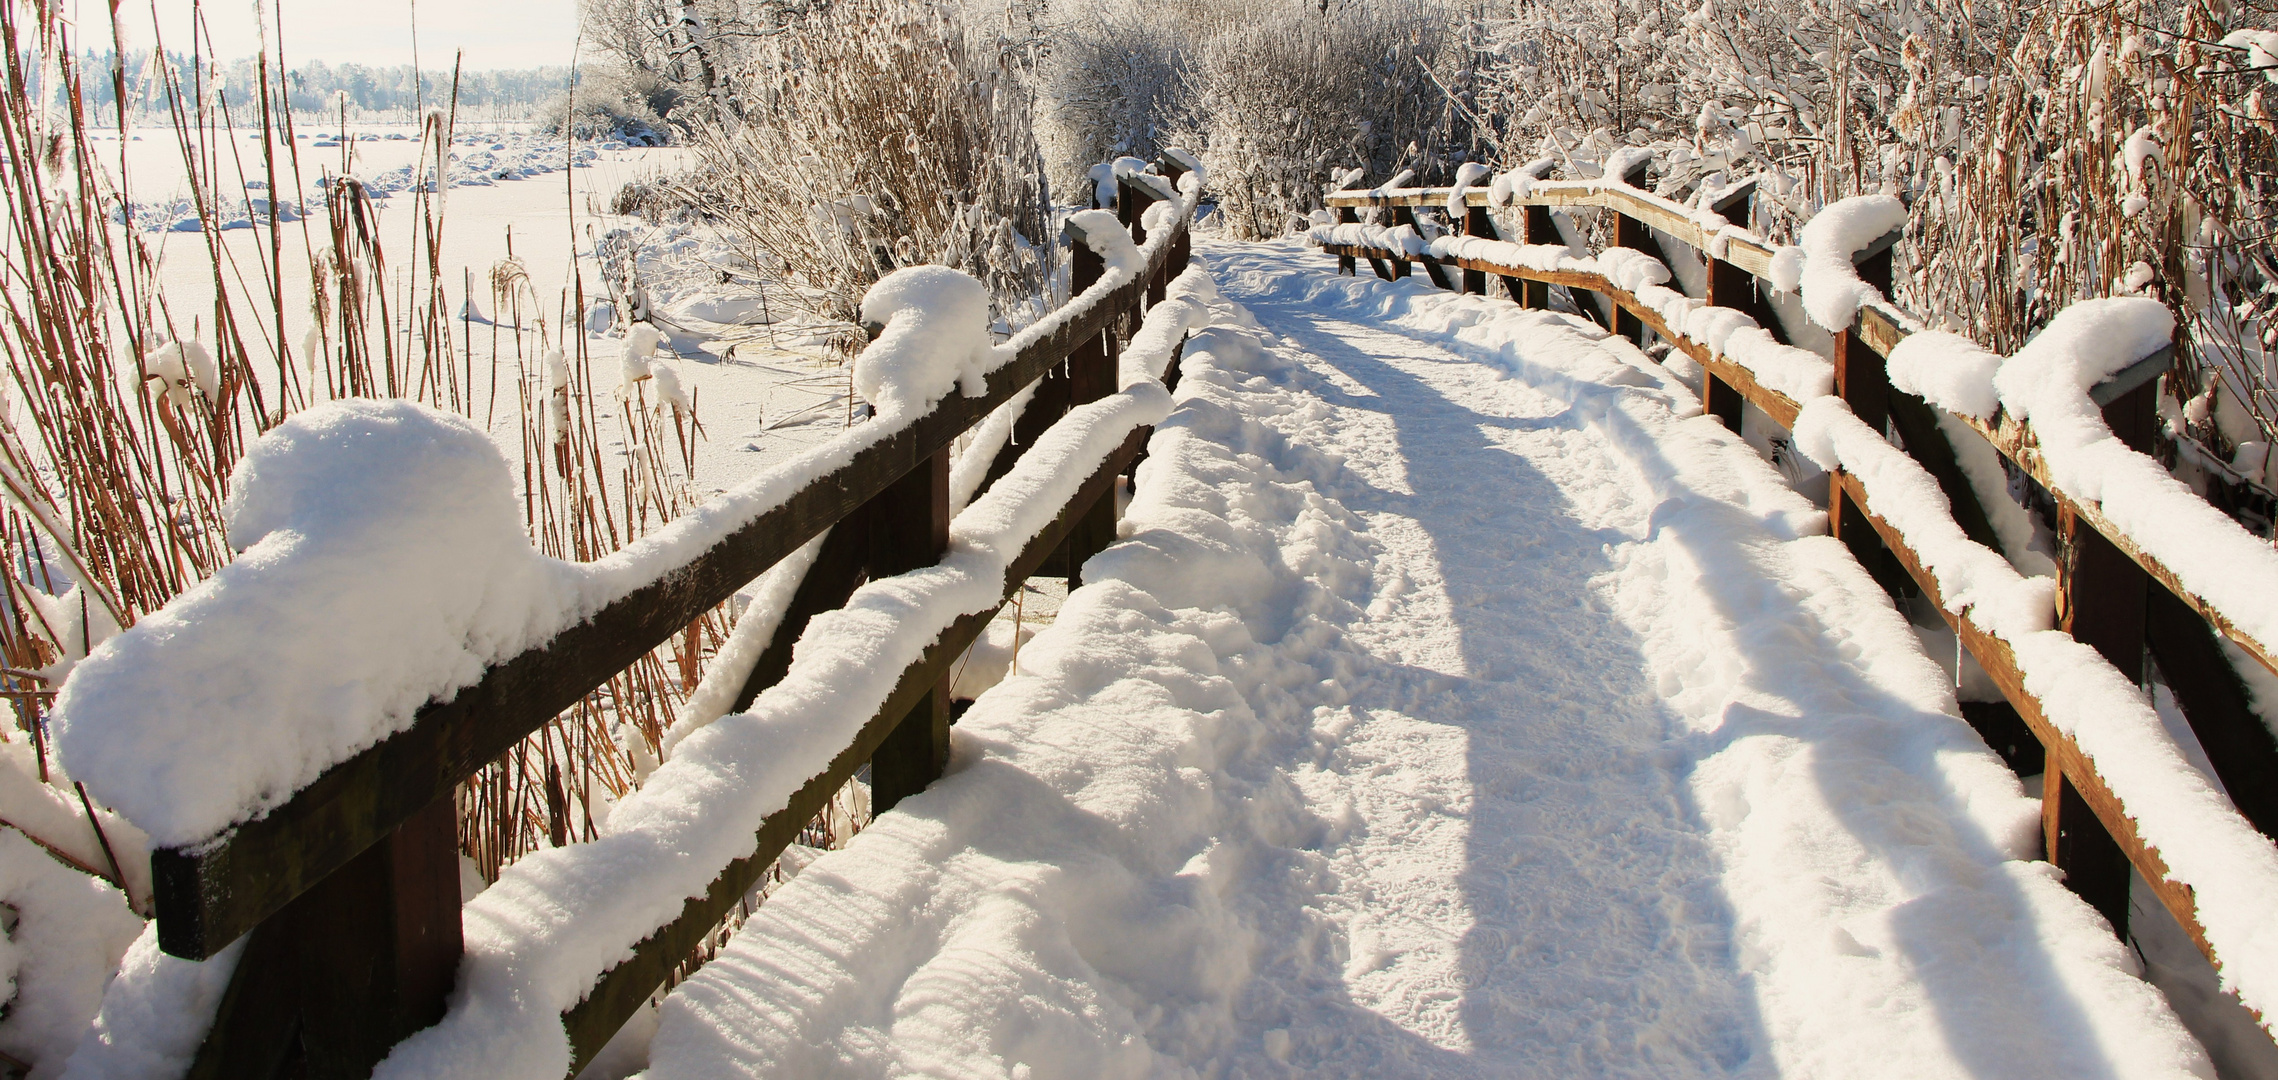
[1059,220,1121,588]
[1154,153,1192,277]
[1697,182,1760,430]
[868,447,952,814]
[1117,175,1158,313]
[1460,201,1492,296]
[1827,332,1914,601]
[188,796,460,1079]
[2044,371,2161,936]
[1607,158,1664,347]
[1335,204,1359,277]
[1517,203,1553,310]
[1388,202,1445,288]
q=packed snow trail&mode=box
[632,243,2209,1079]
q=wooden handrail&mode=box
[153,199,1195,963]
[1314,200,2278,1030]
[167,158,1204,1078]
[1321,181,2278,691]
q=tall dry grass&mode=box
[0,0,809,900]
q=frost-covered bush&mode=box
[1038,0,1473,239]
[541,73,674,145]
[578,0,757,124]
[667,0,1053,331]
[1171,0,1470,238]
[1035,1,1186,199]
[1470,0,2278,491]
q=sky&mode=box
[69,0,584,71]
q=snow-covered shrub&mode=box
[665,0,1054,331]
[1171,0,1470,238]
[577,0,756,125]
[541,79,672,145]
[1035,0,1187,200]
[1465,0,2278,496]
[1034,0,1474,238]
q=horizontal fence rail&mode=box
[151,155,1206,1078]
[1315,168,2278,1034]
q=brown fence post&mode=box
[1517,203,1553,309]
[1059,218,1121,588]
[2044,369,2161,936]
[188,797,461,1078]
[868,447,953,814]
[1697,183,1759,430]
[1154,152,1193,276]
[1827,333,1914,601]
[1459,200,1492,296]
[1335,204,1359,277]
[1389,202,1446,288]
[1607,158,1665,346]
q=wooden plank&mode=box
[559,425,1152,1075]
[155,215,1192,961]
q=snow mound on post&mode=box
[1797,194,1906,330]
[1445,161,1490,215]
[1888,329,2004,420]
[1064,208,1144,278]
[51,400,580,848]
[854,266,995,419]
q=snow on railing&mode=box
[54,155,1208,1077]
[1310,164,2278,1034]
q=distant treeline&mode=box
[58,51,577,119]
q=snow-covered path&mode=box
[1210,257,1764,1068]
[632,242,2209,1079]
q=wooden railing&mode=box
[164,155,1202,1078]
[1317,166,2278,1031]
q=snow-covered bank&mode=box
[628,243,2208,1077]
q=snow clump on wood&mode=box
[52,400,583,848]
[1796,194,1906,331]
[853,266,996,419]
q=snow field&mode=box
[629,243,2209,1077]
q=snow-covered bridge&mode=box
[616,242,2231,1079]
[49,160,2278,1079]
